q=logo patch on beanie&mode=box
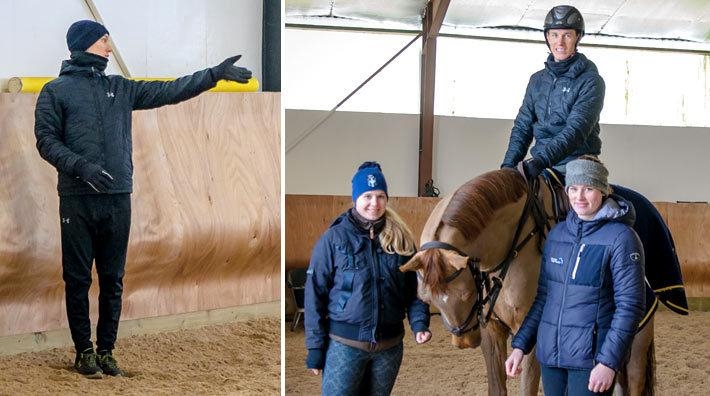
[367,174,377,188]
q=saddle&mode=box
[515,163,569,225]
[541,168,569,223]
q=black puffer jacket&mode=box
[502,52,605,171]
[35,51,220,196]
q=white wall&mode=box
[285,27,710,202]
[285,28,710,127]
[286,109,710,203]
[0,0,263,85]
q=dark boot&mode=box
[97,350,125,377]
[74,348,103,379]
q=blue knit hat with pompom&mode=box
[351,161,388,202]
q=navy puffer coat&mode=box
[502,52,605,171]
[512,195,645,371]
[35,51,220,196]
[304,212,430,351]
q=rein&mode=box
[421,173,551,334]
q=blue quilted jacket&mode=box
[502,52,605,171]
[512,195,645,371]
[35,51,219,196]
[304,212,430,352]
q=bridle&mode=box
[420,240,483,336]
[419,175,551,336]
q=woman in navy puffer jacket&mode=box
[505,156,645,395]
[304,161,431,396]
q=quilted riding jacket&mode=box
[304,211,430,353]
[35,51,220,196]
[511,195,645,371]
[502,52,605,171]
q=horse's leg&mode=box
[623,316,655,396]
[480,319,510,396]
[519,345,540,396]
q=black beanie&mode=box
[66,20,109,52]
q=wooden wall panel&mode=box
[0,93,280,337]
[286,195,710,298]
[655,202,710,297]
[284,195,439,271]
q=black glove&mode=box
[521,157,545,179]
[75,159,114,193]
[305,348,325,370]
[212,55,252,83]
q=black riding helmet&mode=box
[543,5,585,47]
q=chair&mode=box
[287,268,307,331]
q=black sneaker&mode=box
[74,348,103,379]
[97,350,124,377]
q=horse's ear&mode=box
[443,250,469,271]
[400,253,423,273]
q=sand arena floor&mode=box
[0,317,280,396]
[285,310,709,395]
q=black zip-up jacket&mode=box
[502,52,605,171]
[35,51,221,196]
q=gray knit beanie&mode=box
[565,158,611,195]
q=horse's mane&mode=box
[441,168,527,241]
[423,169,528,296]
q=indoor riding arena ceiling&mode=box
[286,0,710,46]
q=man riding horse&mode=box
[501,4,686,316]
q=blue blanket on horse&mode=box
[612,185,689,320]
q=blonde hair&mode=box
[379,207,416,256]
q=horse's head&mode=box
[401,247,484,349]
[402,168,547,348]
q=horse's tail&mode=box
[641,339,656,396]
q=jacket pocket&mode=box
[334,243,363,311]
[336,270,355,311]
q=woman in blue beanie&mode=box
[34,19,253,379]
[505,156,645,395]
[304,161,431,395]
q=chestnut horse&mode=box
[401,168,655,395]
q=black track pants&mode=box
[59,193,131,352]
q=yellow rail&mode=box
[6,76,259,93]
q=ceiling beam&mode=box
[418,0,449,197]
[427,0,450,37]
[81,0,131,77]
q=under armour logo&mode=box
[367,174,377,188]
[61,217,71,224]
[106,92,115,98]
[562,87,570,93]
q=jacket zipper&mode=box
[545,76,557,119]
[556,221,583,366]
[370,237,381,343]
[571,243,586,279]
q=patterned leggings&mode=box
[321,339,404,396]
